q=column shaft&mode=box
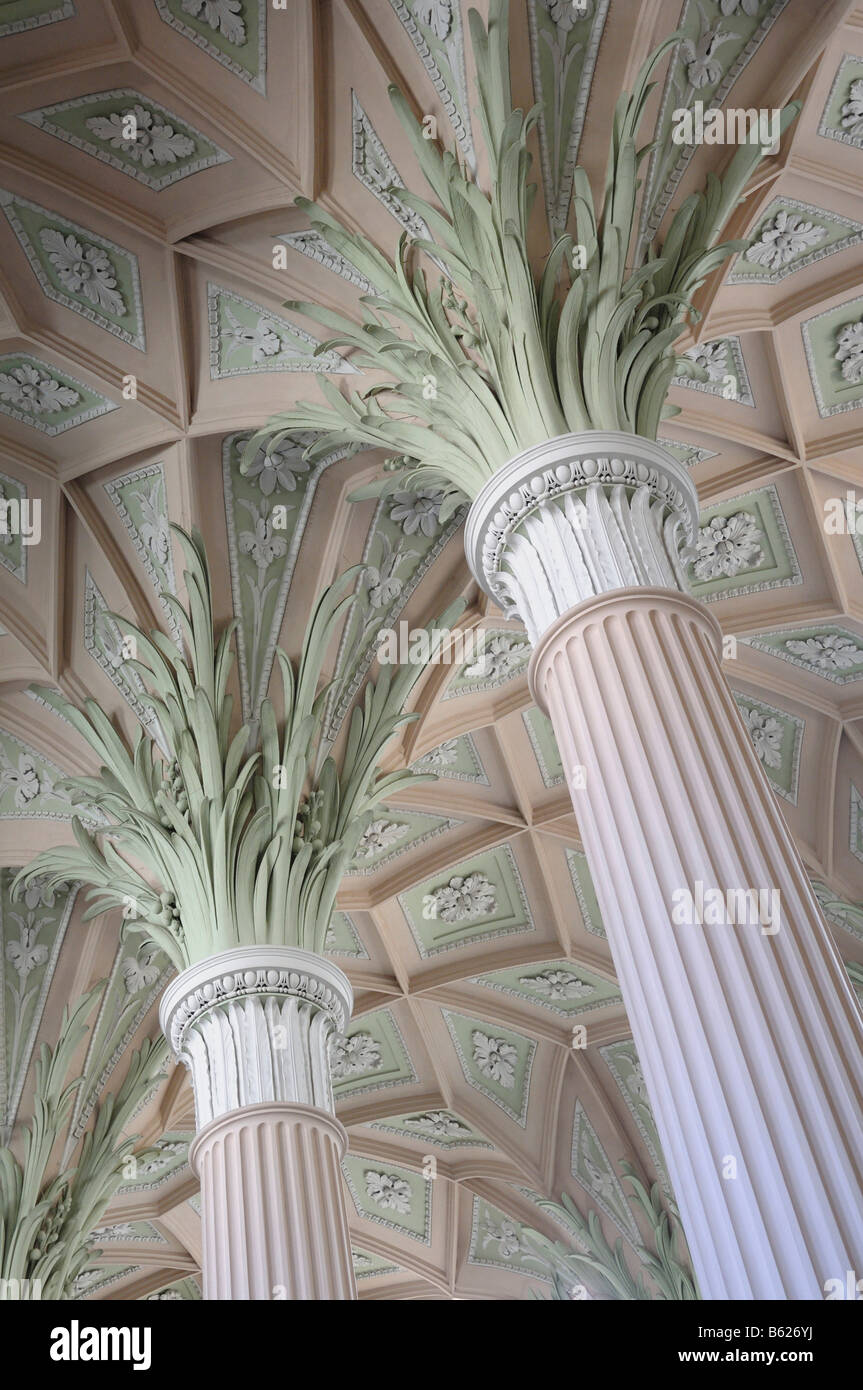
[532,587,863,1299]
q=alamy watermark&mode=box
[671,879,781,936]
[0,495,40,546]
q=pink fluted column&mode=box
[532,588,863,1299]
[465,432,863,1299]
[160,947,357,1301]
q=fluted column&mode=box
[466,432,863,1300]
[160,946,357,1300]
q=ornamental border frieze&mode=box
[467,437,698,605]
[166,963,349,1056]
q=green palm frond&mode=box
[242,0,799,499]
[14,525,464,970]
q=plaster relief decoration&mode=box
[0,0,74,36]
[19,90,231,190]
[345,807,461,875]
[849,784,863,865]
[222,431,351,723]
[325,485,465,737]
[92,1220,167,1245]
[399,844,533,958]
[0,471,28,584]
[567,848,607,939]
[410,734,490,785]
[656,437,718,469]
[0,353,116,435]
[729,198,863,285]
[637,0,790,256]
[473,959,621,1017]
[600,1040,672,1198]
[743,625,863,684]
[686,484,802,602]
[443,628,531,698]
[0,870,78,1140]
[522,706,564,787]
[342,1154,433,1242]
[672,336,755,406]
[144,1278,202,1300]
[370,1108,493,1149]
[802,295,863,418]
[329,1008,417,1099]
[444,1009,536,1125]
[469,1195,550,1281]
[818,53,863,151]
[83,570,169,755]
[0,191,145,349]
[324,911,369,960]
[208,285,356,380]
[117,1134,190,1193]
[0,727,98,823]
[64,937,173,1157]
[732,691,803,804]
[389,0,476,168]
[527,0,610,236]
[154,0,267,94]
[104,464,181,645]
[810,880,863,945]
[351,93,431,241]
[571,1100,640,1242]
[350,1247,400,1280]
[274,231,377,293]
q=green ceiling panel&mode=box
[732,690,803,805]
[208,285,355,379]
[468,1195,549,1280]
[410,733,489,785]
[522,706,563,787]
[155,0,266,93]
[443,1009,536,1126]
[331,1007,417,1099]
[472,959,620,1017]
[566,848,607,939]
[144,1277,202,1300]
[342,1154,432,1243]
[600,1039,671,1198]
[673,336,754,407]
[0,469,28,584]
[104,463,180,644]
[686,484,802,603]
[818,53,863,151]
[346,807,461,875]
[20,89,231,190]
[0,1,74,37]
[117,1133,190,1192]
[656,436,718,469]
[0,727,98,823]
[1,190,145,349]
[802,295,863,417]
[0,870,78,1140]
[730,197,863,285]
[324,911,369,960]
[399,844,534,958]
[0,353,117,434]
[369,1108,493,1149]
[442,628,530,698]
[571,1100,639,1242]
[351,1247,400,1279]
[743,625,863,684]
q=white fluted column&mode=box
[466,432,863,1300]
[160,946,357,1300]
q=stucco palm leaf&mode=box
[14,525,462,970]
[243,0,798,507]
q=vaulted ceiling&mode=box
[2,0,863,1300]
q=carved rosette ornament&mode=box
[464,432,698,643]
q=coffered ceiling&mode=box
[2,0,863,1300]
